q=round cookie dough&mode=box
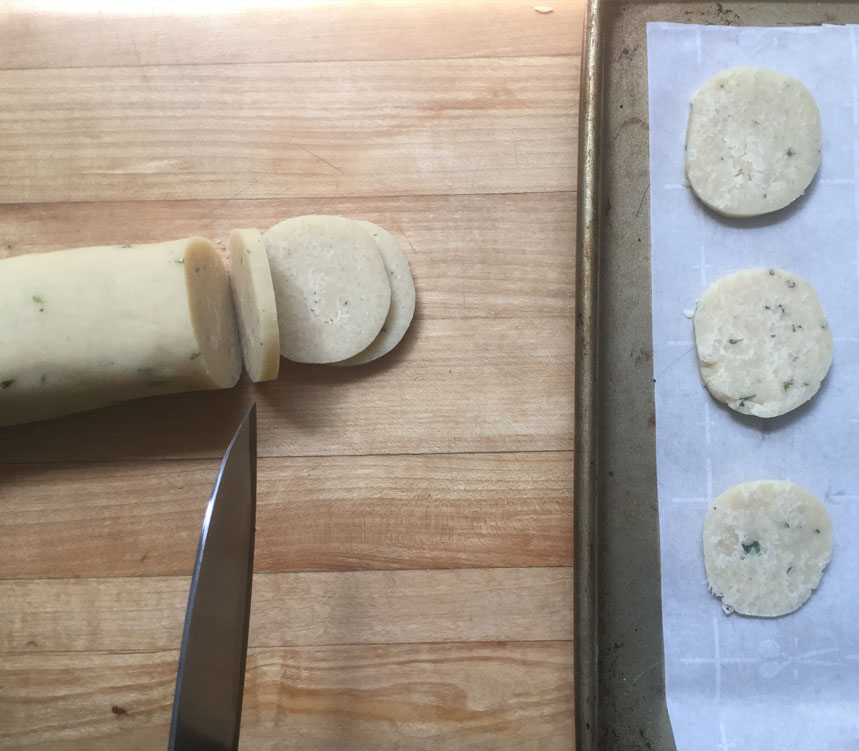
[263,215,391,364]
[228,228,280,382]
[693,268,832,418]
[685,67,821,217]
[335,220,416,366]
[703,480,832,617]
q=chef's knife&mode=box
[168,403,257,751]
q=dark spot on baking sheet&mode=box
[40,374,47,385]
[1,379,14,389]
[111,705,128,716]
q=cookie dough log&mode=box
[0,237,242,428]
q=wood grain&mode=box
[0,1,583,69]
[0,568,573,652]
[0,0,582,747]
[0,56,577,204]
[0,314,575,462]
[0,452,574,578]
[0,642,574,751]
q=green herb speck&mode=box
[174,259,184,264]
[742,540,761,555]
[32,295,43,304]
[738,394,756,401]
[768,269,775,276]
[1,379,14,389]
[189,351,201,360]
[40,374,48,385]
[782,380,794,392]
[783,521,790,528]
[786,147,795,157]
[120,244,134,248]
[786,280,796,288]
[137,367,155,378]
[815,529,821,534]
[728,338,741,344]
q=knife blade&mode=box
[168,403,257,751]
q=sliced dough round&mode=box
[263,215,391,364]
[228,228,280,382]
[335,220,416,366]
[693,268,832,418]
[685,67,821,217]
[703,480,832,617]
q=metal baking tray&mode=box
[573,2,859,749]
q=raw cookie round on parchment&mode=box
[335,220,416,366]
[228,228,280,382]
[263,215,391,364]
[703,480,832,617]
[685,66,821,217]
[693,268,832,418]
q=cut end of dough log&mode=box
[229,228,280,382]
[703,480,832,617]
[184,237,243,389]
[685,66,821,218]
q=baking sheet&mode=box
[648,22,859,750]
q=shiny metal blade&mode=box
[168,404,257,751]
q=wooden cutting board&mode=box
[0,2,579,748]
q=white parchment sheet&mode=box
[647,23,859,751]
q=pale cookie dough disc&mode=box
[685,67,821,217]
[703,480,832,617]
[228,228,280,382]
[693,268,832,418]
[335,220,416,366]
[263,215,391,364]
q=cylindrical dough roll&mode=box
[0,237,242,427]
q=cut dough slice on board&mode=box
[335,220,416,366]
[229,228,280,382]
[685,66,821,217]
[693,268,832,418]
[703,480,832,617]
[0,237,241,428]
[263,215,391,364]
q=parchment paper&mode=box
[647,23,859,750]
